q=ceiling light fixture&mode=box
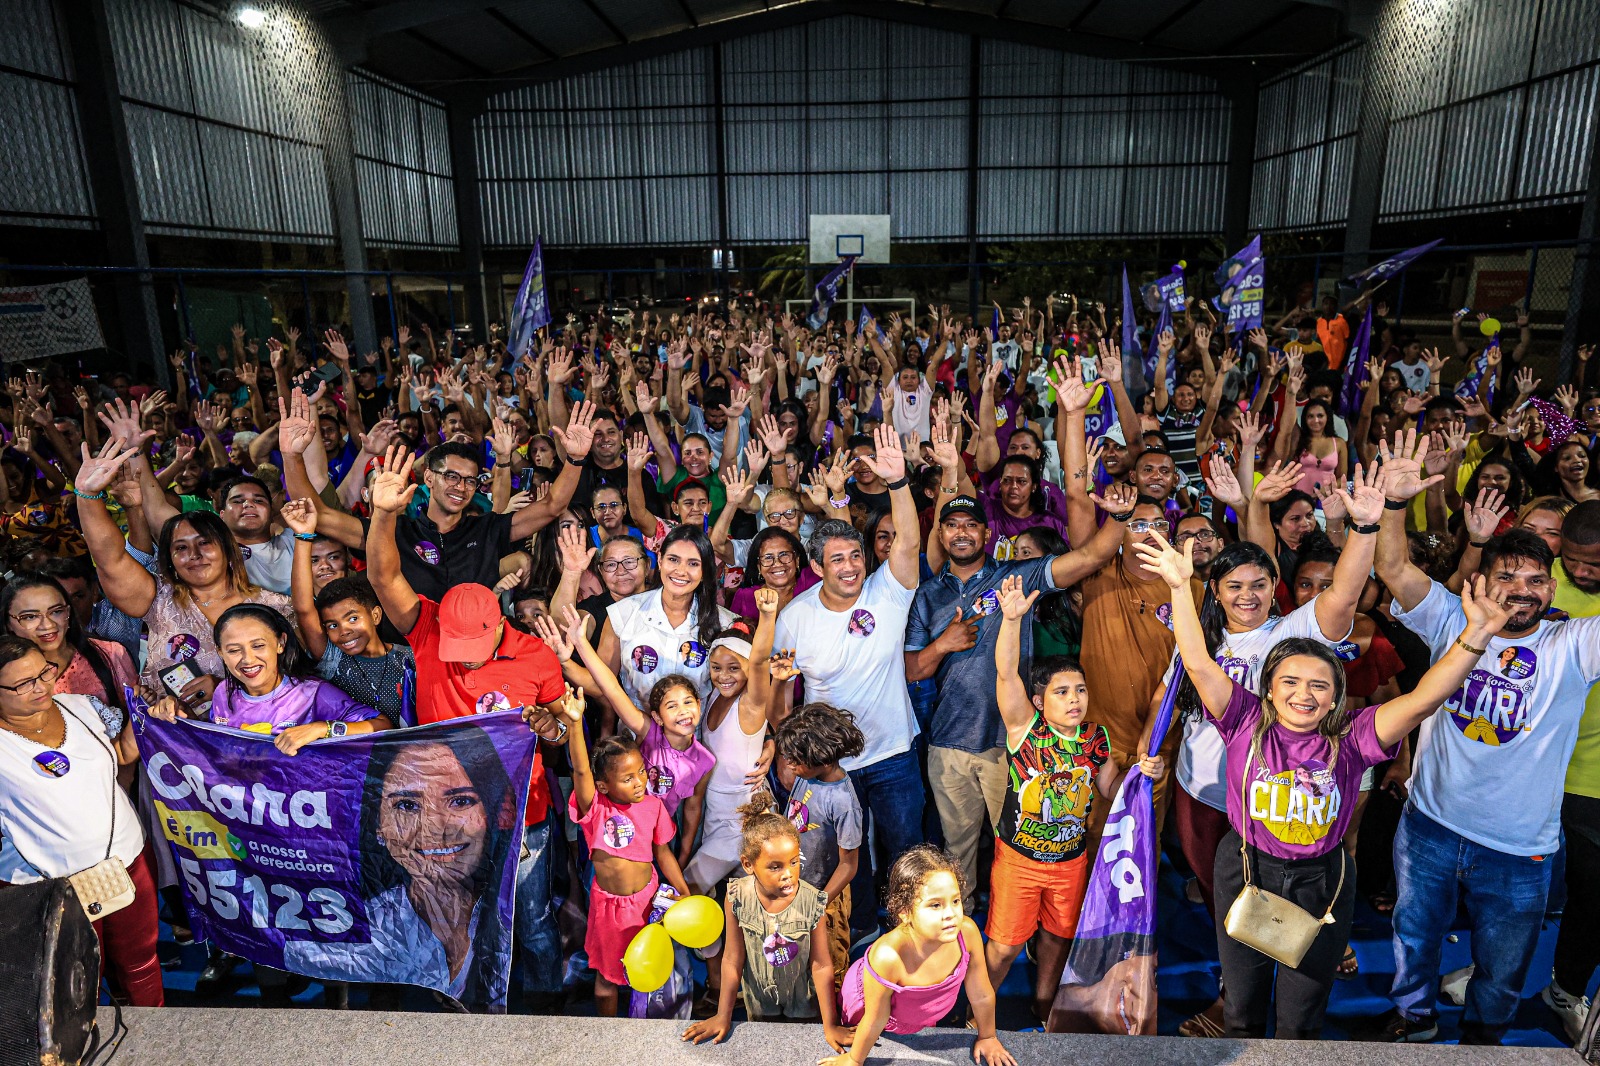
[237,6,266,29]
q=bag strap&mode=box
[54,697,118,863]
[1237,733,1350,920]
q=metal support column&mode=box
[316,46,377,355]
[1220,77,1258,250]
[711,42,731,299]
[445,93,490,343]
[965,34,982,318]
[59,0,166,387]
[1561,122,1600,384]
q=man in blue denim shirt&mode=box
[905,486,1134,907]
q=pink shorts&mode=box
[587,872,659,987]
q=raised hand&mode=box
[1463,488,1509,542]
[275,390,317,456]
[996,574,1040,620]
[369,445,417,514]
[754,586,781,616]
[768,650,799,683]
[490,416,516,462]
[1513,366,1539,397]
[721,464,756,509]
[1130,530,1193,589]
[1555,383,1580,416]
[1460,573,1512,641]
[1205,459,1246,510]
[75,438,144,495]
[358,419,398,457]
[1088,480,1138,517]
[550,400,595,461]
[1237,409,1265,452]
[1376,428,1443,500]
[323,329,351,364]
[1337,462,1385,527]
[867,422,907,484]
[625,432,653,473]
[279,496,317,536]
[528,614,573,663]
[1252,460,1305,504]
[823,449,850,497]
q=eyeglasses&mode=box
[0,660,60,694]
[9,604,71,628]
[764,508,799,524]
[594,501,624,512]
[758,550,797,567]
[432,469,488,488]
[1175,529,1219,545]
[1127,519,1171,535]
[601,557,643,574]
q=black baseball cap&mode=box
[939,495,986,524]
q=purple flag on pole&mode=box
[1123,267,1151,393]
[509,238,551,359]
[1214,236,1265,332]
[1049,662,1183,1035]
[1345,238,1443,287]
[1338,305,1375,417]
[1455,335,1500,406]
[806,257,857,330]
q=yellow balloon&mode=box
[1480,317,1502,336]
[662,894,723,949]
[623,923,674,991]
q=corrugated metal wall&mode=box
[104,0,339,242]
[476,14,1231,248]
[0,0,96,229]
[1373,0,1600,221]
[1249,43,1365,231]
[347,71,457,249]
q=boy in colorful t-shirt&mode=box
[986,575,1166,1022]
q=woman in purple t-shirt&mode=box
[1138,529,1508,1040]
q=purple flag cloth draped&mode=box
[509,239,550,359]
[1214,236,1265,332]
[131,696,538,1012]
[1345,238,1443,287]
[1338,305,1375,417]
[1050,662,1184,1035]
[1124,267,1151,395]
[806,257,857,330]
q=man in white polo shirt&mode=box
[775,423,921,934]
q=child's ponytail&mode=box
[736,790,799,865]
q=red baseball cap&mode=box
[437,584,503,662]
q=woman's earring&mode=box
[376,835,386,847]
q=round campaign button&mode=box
[848,609,876,637]
[414,541,441,566]
[632,645,659,674]
[680,640,708,668]
[168,634,200,662]
[33,750,70,778]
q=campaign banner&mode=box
[132,706,537,1012]
[806,256,857,330]
[509,238,551,358]
[1214,237,1265,333]
[1050,663,1182,1035]
[1345,238,1442,287]
[0,278,105,363]
[1153,262,1186,341]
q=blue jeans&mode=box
[1390,805,1552,1042]
[514,818,564,996]
[848,748,928,935]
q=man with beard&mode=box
[1373,435,1600,1045]
[280,393,597,602]
[1174,513,1223,582]
[1544,500,1600,1041]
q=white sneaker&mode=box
[1440,964,1474,1007]
[1542,979,1591,1045]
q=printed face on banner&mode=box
[133,699,536,1011]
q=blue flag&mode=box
[1338,305,1375,417]
[1050,663,1183,1034]
[131,700,538,1012]
[806,257,857,330]
[1214,236,1265,332]
[1455,335,1500,406]
[858,304,886,345]
[1345,238,1443,287]
[509,238,550,359]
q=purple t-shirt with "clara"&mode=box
[1212,681,1396,860]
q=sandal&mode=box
[1336,946,1359,980]
[1178,997,1226,1038]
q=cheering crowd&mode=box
[2,285,1599,1056]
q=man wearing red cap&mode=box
[364,444,573,1011]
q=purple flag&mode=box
[132,699,538,1012]
[1455,335,1500,406]
[1338,305,1375,417]
[806,257,857,330]
[1050,663,1183,1035]
[858,304,886,345]
[1154,262,1185,338]
[1345,238,1443,287]
[1123,267,1150,393]
[509,238,550,359]
[1214,236,1265,332]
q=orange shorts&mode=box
[984,844,1090,947]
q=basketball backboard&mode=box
[808,214,890,265]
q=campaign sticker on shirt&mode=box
[239,544,253,559]
[602,813,636,850]
[973,589,1000,617]
[26,506,48,527]
[994,406,1008,425]
[476,691,512,715]
[1333,640,1361,662]
[1498,646,1537,680]
[32,750,70,778]
[679,640,708,668]
[646,763,674,796]
[1155,602,1174,630]
[1448,670,1530,746]
[631,646,659,674]
[414,541,441,566]
[762,930,799,968]
[847,609,876,637]
[168,633,200,663]
[904,393,918,408]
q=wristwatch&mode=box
[326,721,349,739]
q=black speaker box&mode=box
[0,879,100,1066]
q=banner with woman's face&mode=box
[131,696,537,1011]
